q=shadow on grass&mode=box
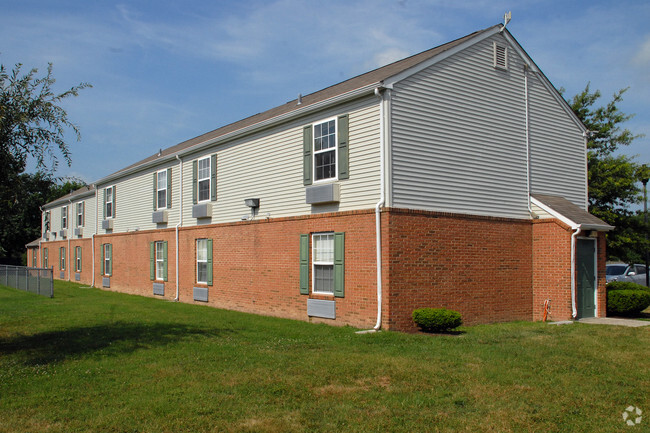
[0,321,232,365]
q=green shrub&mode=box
[412,308,462,333]
[606,281,650,292]
[607,290,650,316]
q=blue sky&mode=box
[2,0,649,183]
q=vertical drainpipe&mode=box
[38,207,43,269]
[175,155,183,301]
[92,185,97,288]
[570,226,582,318]
[524,65,532,215]
[68,199,72,281]
[373,86,386,331]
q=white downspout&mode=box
[92,185,97,288]
[524,65,533,215]
[68,199,72,281]
[570,226,582,319]
[175,155,183,301]
[38,206,43,269]
[373,86,386,331]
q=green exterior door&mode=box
[576,239,596,318]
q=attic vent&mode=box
[493,42,508,70]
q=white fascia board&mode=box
[383,27,501,88]
[530,196,578,229]
[95,83,380,184]
[43,189,96,209]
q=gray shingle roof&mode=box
[533,194,614,231]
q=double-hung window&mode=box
[149,241,167,281]
[197,157,210,202]
[61,206,68,229]
[102,244,112,276]
[156,241,165,280]
[196,239,212,285]
[32,251,37,268]
[312,233,334,293]
[313,119,337,182]
[75,246,82,272]
[60,246,66,270]
[303,114,348,185]
[43,248,48,268]
[44,211,50,232]
[105,186,114,218]
[157,170,167,209]
[76,202,84,227]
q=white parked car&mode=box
[606,263,647,286]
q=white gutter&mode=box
[570,226,581,318]
[373,87,386,331]
[174,155,183,301]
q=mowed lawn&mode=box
[1,282,649,433]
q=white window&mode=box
[44,211,50,232]
[312,233,334,294]
[197,157,210,202]
[155,241,165,281]
[43,248,48,268]
[157,170,167,209]
[60,247,66,270]
[313,119,337,182]
[106,186,114,218]
[75,246,82,272]
[76,202,84,227]
[197,239,208,284]
[32,251,37,268]
[104,244,112,276]
[61,206,68,229]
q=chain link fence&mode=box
[0,265,53,298]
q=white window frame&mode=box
[104,244,112,276]
[197,157,211,203]
[157,170,167,210]
[60,246,66,270]
[312,232,335,295]
[196,239,208,284]
[75,246,82,272]
[155,241,165,281]
[43,248,48,268]
[32,251,37,268]
[76,202,84,227]
[105,186,114,219]
[61,206,68,229]
[312,117,338,183]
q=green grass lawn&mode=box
[1,282,649,433]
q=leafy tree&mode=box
[0,61,90,264]
[0,62,91,175]
[568,84,645,262]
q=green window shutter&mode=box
[103,189,106,219]
[192,160,198,204]
[74,247,77,271]
[153,172,158,210]
[207,239,213,286]
[299,234,309,295]
[100,244,105,275]
[333,232,345,298]
[167,168,172,208]
[81,202,85,226]
[338,114,349,180]
[112,186,116,218]
[149,242,155,280]
[303,126,313,186]
[210,154,217,201]
[60,209,63,229]
[163,241,168,282]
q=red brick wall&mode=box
[532,219,573,321]
[95,211,382,329]
[384,209,533,331]
[34,239,94,285]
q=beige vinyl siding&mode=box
[182,96,380,224]
[99,162,180,234]
[76,196,97,238]
[527,73,587,209]
[390,33,530,219]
